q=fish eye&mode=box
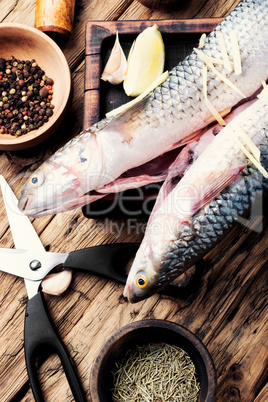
[135,274,148,289]
[28,172,44,187]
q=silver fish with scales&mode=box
[123,92,268,302]
[19,0,268,217]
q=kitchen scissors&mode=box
[0,175,140,401]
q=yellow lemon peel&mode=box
[123,24,165,97]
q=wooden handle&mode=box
[35,0,75,41]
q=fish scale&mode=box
[147,0,268,117]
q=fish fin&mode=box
[151,145,197,217]
[102,97,150,143]
[192,165,247,213]
[96,172,167,194]
[125,147,181,178]
[66,192,108,211]
[171,129,204,148]
[152,131,216,214]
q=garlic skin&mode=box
[101,31,127,85]
[41,269,73,296]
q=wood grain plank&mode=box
[254,383,268,402]
[83,90,100,129]
[120,0,241,20]
[0,0,35,26]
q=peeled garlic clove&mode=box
[41,269,72,296]
[101,31,127,85]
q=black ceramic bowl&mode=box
[90,319,216,401]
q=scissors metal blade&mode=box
[0,175,45,252]
[0,247,68,281]
[0,176,66,298]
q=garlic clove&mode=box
[41,269,73,296]
[101,31,127,85]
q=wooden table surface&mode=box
[0,0,267,401]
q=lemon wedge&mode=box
[123,24,165,97]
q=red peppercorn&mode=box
[46,85,52,91]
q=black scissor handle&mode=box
[24,292,86,402]
[62,243,140,284]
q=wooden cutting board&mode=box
[83,18,222,128]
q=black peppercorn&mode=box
[46,108,53,117]
[46,77,54,86]
[39,87,48,98]
[2,81,10,89]
[0,57,54,136]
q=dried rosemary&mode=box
[111,342,200,401]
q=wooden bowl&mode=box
[90,319,217,401]
[137,0,188,12]
[0,23,71,151]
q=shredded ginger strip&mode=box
[232,123,268,178]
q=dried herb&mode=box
[111,342,200,401]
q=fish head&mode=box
[123,245,161,303]
[124,214,182,303]
[18,133,105,217]
[18,160,85,217]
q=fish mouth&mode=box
[21,197,30,212]
[19,197,64,217]
[123,282,140,303]
[18,192,92,217]
[123,281,152,304]
[123,282,139,303]
[123,289,142,304]
[124,289,153,304]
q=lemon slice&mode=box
[123,24,165,97]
